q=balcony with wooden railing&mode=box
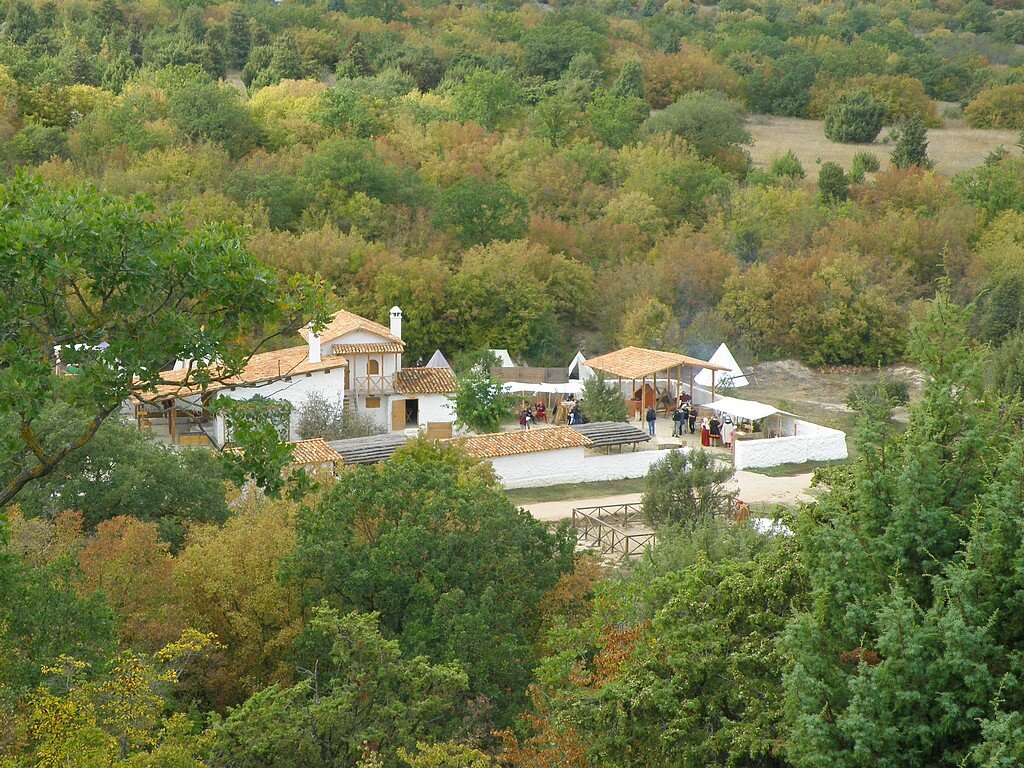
[352,373,396,394]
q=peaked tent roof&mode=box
[694,343,748,388]
[300,308,403,347]
[426,349,450,368]
[490,349,514,367]
[567,351,594,380]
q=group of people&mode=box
[670,402,700,437]
[520,398,581,430]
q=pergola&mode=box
[584,346,732,418]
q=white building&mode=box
[132,306,458,447]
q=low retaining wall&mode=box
[733,419,847,470]
[493,447,682,489]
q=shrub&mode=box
[849,150,881,182]
[818,161,849,202]
[846,377,911,411]
[645,90,750,161]
[823,90,886,144]
[964,84,1024,129]
[769,149,805,180]
[642,449,734,528]
[295,391,384,440]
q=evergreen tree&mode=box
[890,115,933,170]
[93,0,123,31]
[784,293,1021,768]
[580,372,628,422]
[226,7,251,70]
[610,59,645,100]
[817,161,849,202]
[340,33,373,78]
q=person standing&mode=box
[671,404,683,437]
[687,404,697,435]
[645,406,657,437]
[519,408,528,431]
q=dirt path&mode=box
[523,470,815,522]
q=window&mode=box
[367,358,380,375]
[365,396,381,408]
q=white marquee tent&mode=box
[503,381,585,397]
[707,396,780,421]
[426,349,450,368]
[567,351,594,381]
[694,343,748,388]
[490,349,515,368]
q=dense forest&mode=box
[0,0,1022,369]
[5,0,1024,765]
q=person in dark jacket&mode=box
[645,406,657,436]
[687,404,697,434]
[671,405,683,437]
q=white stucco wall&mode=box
[322,329,402,380]
[417,394,455,426]
[732,419,847,470]
[216,366,349,442]
[491,446,685,489]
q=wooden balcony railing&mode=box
[353,373,395,394]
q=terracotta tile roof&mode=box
[584,346,730,380]
[448,426,593,459]
[300,309,403,347]
[394,366,458,395]
[288,438,344,466]
[226,438,342,467]
[136,346,347,400]
[333,342,404,355]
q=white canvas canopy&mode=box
[490,349,514,368]
[503,381,585,397]
[694,343,748,388]
[426,349,450,368]
[567,351,594,381]
[708,396,779,421]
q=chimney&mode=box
[390,306,403,340]
[307,324,321,364]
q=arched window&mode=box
[367,358,380,375]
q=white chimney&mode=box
[390,306,403,340]
[307,324,321,364]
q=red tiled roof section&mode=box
[449,426,593,459]
[585,346,730,380]
[300,309,403,347]
[137,346,347,399]
[333,342,404,355]
[394,367,457,395]
[289,438,344,466]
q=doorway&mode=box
[405,398,419,426]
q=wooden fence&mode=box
[571,503,655,560]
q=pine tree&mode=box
[610,59,645,101]
[890,115,932,170]
[817,161,849,203]
[226,7,251,70]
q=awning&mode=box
[708,396,780,421]
[502,381,584,396]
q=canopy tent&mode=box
[694,343,748,388]
[426,349,450,368]
[503,381,585,396]
[490,349,515,368]
[707,396,780,421]
[567,351,594,381]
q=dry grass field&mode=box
[747,115,1022,179]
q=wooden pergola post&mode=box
[168,399,177,445]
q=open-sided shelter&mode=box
[584,346,732,416]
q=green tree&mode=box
[610,59,645,100]
[784,293,1021,768]
[211,608,465,768]
[531,92,581,147]
[890,115,932,170]
[0,175,327,509]
[433,178,528,247]
[580,373,628,422]
[288,446,574,726]
[167,79,265,158]
[449,69,522,130]
[645,90,750,161]
[769,149,806,180]
[824,89,886,143]
[642,449,734,528]
[449,364,511,433]
[817,161,849,202]
[586,90,648,148]
[226,8,252,70]
[13,409,227,549]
